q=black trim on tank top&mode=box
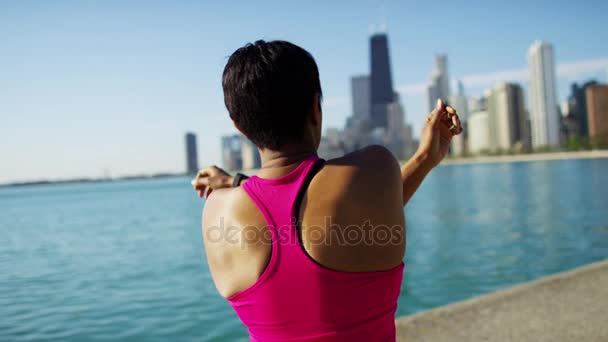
[293,158,327,266]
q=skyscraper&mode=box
[427,54,450,113]
[449,80,468,119]
[468,95,487,113]
[185,132,198,175]
[427,77,439,115]
[568,80,598,137]
[351,75,371,122]
[528,41,560,147]
[241,137,261,170]
[487,83,529,151]
[586,84,608,148]
[386,92,407,158]
[342,31,414,159]
[467,110,490,154]
[221,134,243,171]
[370,33,394,129]
[448,80,468,156]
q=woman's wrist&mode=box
[412,149,435,173]
[231,173,248,187]
[223,176,235,188]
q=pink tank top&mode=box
[229,154,404,341]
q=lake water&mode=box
[2,158,608,341]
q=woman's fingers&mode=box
[192,175,210,190]
[443,105,455,122]
[449,114,460,134]
[196,168,210,179]
[444,105,463,135]
[454,115,462,134]
[427,99,446,127]
[192,165,226,199]
[439,120,455,139]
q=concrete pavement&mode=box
[396,259,608,342]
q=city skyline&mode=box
[318,31,414,161]
[2,1,608,183]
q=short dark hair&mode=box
[222,40,322,150]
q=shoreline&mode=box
[4,150,607,188]
[395,259,608,341]
[0,173,185,189]
[437,149,608,166]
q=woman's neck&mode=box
[257,144,317,178]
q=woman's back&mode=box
[202,148,406,341]
[198,39,461,341]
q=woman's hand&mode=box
[415,99,463,170]
[191,165,233,198]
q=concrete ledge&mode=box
[396,259,608,342]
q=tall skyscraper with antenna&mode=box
[327,8,414,160]
[370,33,394,129]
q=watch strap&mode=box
[232,173,246,187]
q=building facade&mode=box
[568,80,598,137]
[351,75,371,122]
[467,111,490,154]
[487,83,529,151]
[528,41,560,148]
[586,84,608,147]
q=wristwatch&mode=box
[232,173,247,187]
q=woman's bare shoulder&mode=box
[319,145,401,190]
[324,145,400,173]
[202,187,264,233]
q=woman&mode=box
[192,40,461,341]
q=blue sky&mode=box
[1,0,608,183]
